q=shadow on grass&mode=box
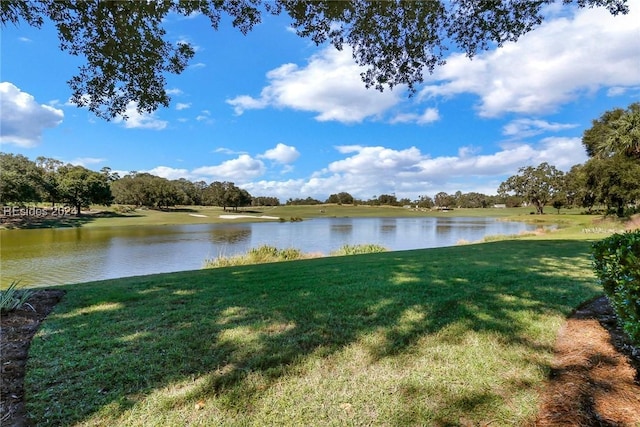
[25,240,601,425]
[0,212,142,229]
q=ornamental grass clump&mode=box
[591,230,640,345]
[204,245,305,268]
[0,281,34,313]
[330,244,388,256]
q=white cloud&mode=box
[420,4,640,117]
[176,102,191,111]
[70,157,106,167]
[502,119,578,138]
[226,47,402,123]
[192,154,266,181]
[18,37,31,43]
[390,108,441,125]
[145,166,191,180]
[0,82,64,147]
[196,110,213,123]
[259,143,300,164]
[136,136,588,202]
[113,102,168,130]
[277,139,584,200]
[214,147,246,155]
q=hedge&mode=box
[591,230,640,345]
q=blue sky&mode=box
[1,2,639,202]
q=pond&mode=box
[0,217,538,286]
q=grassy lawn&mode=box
[25,239,603,426]
[3,204,584,229]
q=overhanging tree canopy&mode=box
[1,0,629,120]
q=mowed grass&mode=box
[2,204,558,229]
[25,239,602,426]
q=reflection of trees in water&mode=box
[331,224,353,236]
[380,218,396,234]
[210,228,251,244]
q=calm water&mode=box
[1,217,537,286]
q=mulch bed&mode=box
[1,291,638,426]
[1,290,65,427]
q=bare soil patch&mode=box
[1,291,638,426]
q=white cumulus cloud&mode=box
[70,157,106,167]
[502,119,578,138]
[226,48,402,123]
[420,4,640,117]
[260,143,300,164]
[145,166,191,180]
[0,82,64,147]
[192,154,266,182]
[114,101,168,130]
[390,108,441,125]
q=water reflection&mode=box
[1,217,538,286]
[209,227,251,244]
[380,218,397,234]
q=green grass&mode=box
[2,204,564,229]
[25,239,602,426]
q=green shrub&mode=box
[0,281,34,313]
[330,244,388,256]
[591,230,640,345]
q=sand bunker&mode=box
[219,214,279,220]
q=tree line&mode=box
[0,161,270,213]
[499,103,639,216]
[1,103,638,216]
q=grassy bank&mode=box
[25,239,602,426]
[1,204,587,229]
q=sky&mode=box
[1,2,639,203]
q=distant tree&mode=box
[203,181,225,208]
[583,156,640,217]
[456,192,490,208]
[2,0,627,119]
[584,102,640,160]
[223,184,252,211]
[552,198,565,214]
[375,194,398,206]
[286,197,322,206]
[581,103,640,216]
[252,196,280,206]
[172,178,200,205]
[416,195,434,209]
[151,178,181,209]
[112,173,153,206]
[57,165,112,214]
[35,156,64,206]
[202,181,251,211]
[498,163,564,214]
[111,172,181,208]
[0,153,42,204]
[434,192,455,208]
[100,166,120,182]
[326,192,354,205]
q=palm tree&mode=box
[600,103,640,159]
